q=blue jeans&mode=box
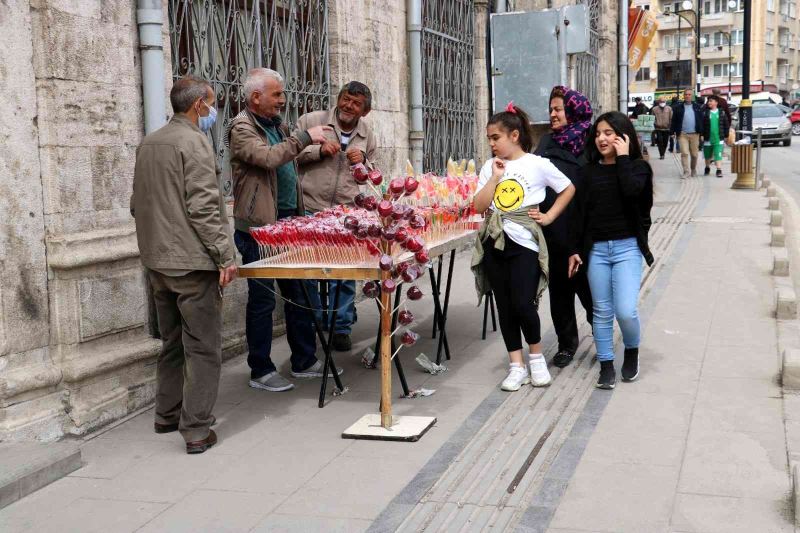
[234,218,317,379]
[303,280,357,335]
[586,238,643,362]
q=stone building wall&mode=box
[0,0,498,442]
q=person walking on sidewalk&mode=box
[652,96,673,160]
[701,95,730,178]
[296,81,378,352]
[568,112,654,390]
[471,103,576,391]
[131,76,238,454]
[229,68,336,392]
[671,88,703,177]
[534,86,594,369]
[668,96,680,153]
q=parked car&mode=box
[751,104,792,146]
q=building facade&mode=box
[648,0,800,101]
[0,0,616,442]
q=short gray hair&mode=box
[170,76,211,113]
[244,68,284,103]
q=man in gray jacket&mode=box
[131,76,237,454]
[296,81,378,351]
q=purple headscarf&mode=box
[550,86,593,157]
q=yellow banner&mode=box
[628,9,658,73]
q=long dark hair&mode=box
[584,111,644,163]
[487,104,535,153]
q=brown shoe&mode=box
[186,429,217,454]
[154,422,179,434]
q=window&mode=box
[663,34,673,49]
[642,3,650,10]
[733,29,744,44]
[766,61,773,76]
[635,67,651,81]
[714,32,723,46]
[768,0,775,11]
[766,29,774,44]
[731,62,743,77]
[704,65,710,77]
[791,2,797,18]
[679,33,690,48]
[704,1,711,14]
[657,59,693,88]
[713,63,722,77]
[714,0,723,12]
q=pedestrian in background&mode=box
[471,103,575,392]
[702,95,730,178]
[652,96,673,160]
[568,111,654,390]
[671,88,704,177]
[131,76,238,454]
[668,96,680,153]
[534,86,594,369]
[229,68,334,393]
[296,81,378,352]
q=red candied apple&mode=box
[407,285,423,300]
[368,170,384,186]
[398,309,414,326]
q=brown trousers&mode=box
[678,132,701,175]
[148,269,222,443]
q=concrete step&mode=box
[0,442,82,510]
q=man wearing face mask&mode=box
[652,96,673,160]
[228,68,333,393]
[131,76,237,454]
[296,81,378,352]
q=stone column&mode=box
[474,0,491,166]
[0,0,59,441]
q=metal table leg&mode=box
[435,249,456,364]
[300,281,344,408]
[427,261,451,365]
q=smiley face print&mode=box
[493,179,524,212]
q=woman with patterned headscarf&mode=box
[532,85,594,369]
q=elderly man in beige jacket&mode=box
[296,81,378,351]
[131,76,237,454]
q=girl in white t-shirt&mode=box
[473,103,575,392]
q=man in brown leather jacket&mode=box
[296,81,378,351]
[228,68,334,393]
[131,76,237,454]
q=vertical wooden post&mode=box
[379,270,393,429]
[380,193,393,429]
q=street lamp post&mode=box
[673,2,701,96]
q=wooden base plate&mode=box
[342,414,437,442]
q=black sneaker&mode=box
[704,166,711,176]
[716,169,723,178]
[621,348,639,382]
[552,350,574,368]
[331,333,352,351]
[596,361,616,389]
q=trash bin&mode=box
[730,143,755,189]
[730,143,753,174]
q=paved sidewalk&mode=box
[545,154,792,533]
[0,151,791,533]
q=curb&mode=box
[0,442,82,510]
[770,182,800,527]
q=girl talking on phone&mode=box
[568,112,654,390]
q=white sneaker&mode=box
[528,355,552,387]
[501,365,531,391]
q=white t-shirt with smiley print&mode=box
[477,153,571,253]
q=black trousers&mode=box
[547,246,594,354]
[482,237,542,352]
[654,130,670,158]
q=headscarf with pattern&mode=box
[549,86,593,157]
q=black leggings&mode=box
[482,236,542,352]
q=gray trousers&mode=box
[148,269,222,443]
